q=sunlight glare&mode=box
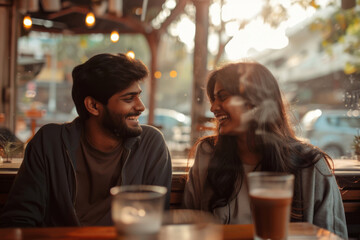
[176,16,195,51]
[285,4,317,28]
[208,34,219,55]
[225,20,289,60]
[225,21,239,37]
[209,2,221,26]
[165,0,176,10]
[222,0,262,22]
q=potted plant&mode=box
[352,132,360,161]
[0,131,24,163]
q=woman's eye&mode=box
[219,94,229,101]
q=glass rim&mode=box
[110,184,167,197]
[247,171,294,181]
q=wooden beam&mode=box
[145,0,189,125]
[101,13,148,34]
[341,0,356,9]
[144,31,160,126]
[44,5,150,34]
[46,6,89,19]
[191,0,210,144]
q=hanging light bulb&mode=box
[170,70,177,78]
[154,71,161,79]
[126,50,135,59]
[85,12,95,28]
[110,30,119,43]
[23,15,32,30]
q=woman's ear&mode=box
[84,96,100,116]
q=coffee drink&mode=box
[250,189,292,240]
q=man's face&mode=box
[101,82,145,139]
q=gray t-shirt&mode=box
[75,134,124,226]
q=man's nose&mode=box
[135,98,145,112]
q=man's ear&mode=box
[84,96,100,116]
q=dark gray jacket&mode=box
[0,118,172,227]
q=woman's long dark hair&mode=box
[193,62,332,218]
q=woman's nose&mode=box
[210,100,220,113]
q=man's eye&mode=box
[122,95,142,102]
[123,97,134,102]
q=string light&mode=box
[23,15,32,30]
[110,30,119,42]
[85,12,95,28]
[154,71,162,79]
[170,70,177,78]
[126,50,135,59]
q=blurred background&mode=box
[1,0,360,160]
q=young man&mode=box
[0,53,172,227]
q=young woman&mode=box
[183,62,347,239]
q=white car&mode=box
[300,109,360,158]
[139,108,191,154]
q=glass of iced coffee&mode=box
[110,185,167,240]
[247,172,294,240]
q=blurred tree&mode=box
[169,0,292,68]
[308,0,360,74]
[169,0,359,74]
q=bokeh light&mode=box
[126,50,135,59]
[85,12,95,28]
[23,15,32,29]
[110,31,119,42]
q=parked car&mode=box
[139,108,191,154]
[300,109,360,158]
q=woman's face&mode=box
[210,81,251,135]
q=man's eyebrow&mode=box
[119,90,142,98]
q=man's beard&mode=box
[101,106,143,139]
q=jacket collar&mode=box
[61,117,141,166]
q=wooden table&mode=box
[0,158,358,238]
[0,222,342,240]
[333,159,360,176]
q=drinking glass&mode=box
[247,172,294,240]
[110,185,167,240]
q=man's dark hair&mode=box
[71,53,149,120]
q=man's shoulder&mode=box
[37,121,73,133]
[124,125,165,150]
[33,119,79,141]
[37,123,64,135]
[140,124,164,139]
